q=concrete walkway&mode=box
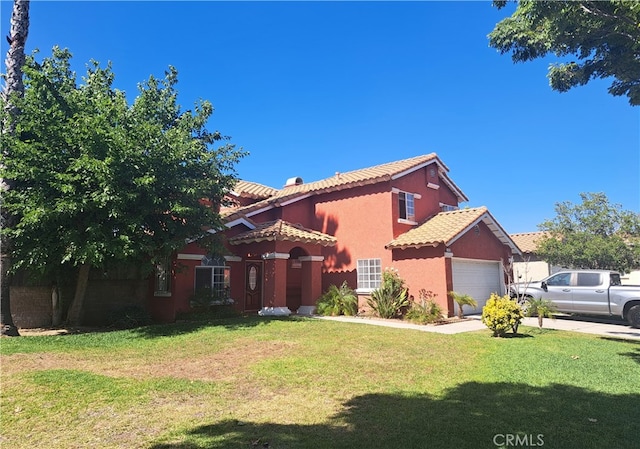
[315,314,640,341]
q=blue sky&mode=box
[2,1,638,234]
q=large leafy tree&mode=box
[1,0,30,337]
[489,1,640,105]
[537,193,640,273]
[0,47,245,325]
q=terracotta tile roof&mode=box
[223,153,468,221]
[386,207,520,254]
[510,232,548,253]
[387,207,487,249]
[231,180,279,199]
[227,219,337,246]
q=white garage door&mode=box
[452,259,503,315]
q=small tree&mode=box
[448,291,478,319]
[537,193,640,273]
[526,297,557,329]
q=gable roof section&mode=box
[386,207,521,254]
[510,231,548,254]
[227,219,337,247]
[223,153,468,222]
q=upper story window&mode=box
[357,258,382,291]
[440,203,459,212]
[399,191,415,222]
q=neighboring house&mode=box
[510,231,640,285]
[510,232,562,283]
[148,153,521,321]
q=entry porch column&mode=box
[297,255,325,315]
[258,252,292,316]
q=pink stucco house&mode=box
[148,153,521,322]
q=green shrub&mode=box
[189,287,233,308]
[367,268,410,319]
[107,305,152,329]
[405,289,443,324]
[481,293,524,337]
[448,291,478,319]
[316,281,358,316]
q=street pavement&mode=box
[316,313,640,341]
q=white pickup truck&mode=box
[510,269,640,328]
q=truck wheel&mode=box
[628,305,640,329]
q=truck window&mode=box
[610,273,622,286]
[577,273,601,287]
[547,273,571,286]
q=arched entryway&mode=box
[286,247,308,313]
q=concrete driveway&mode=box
[316,314,640,340]
[517,314,640,340]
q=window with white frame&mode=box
[357,258,382,290]
[440,203,459,212]
[195,255,231,301]
[399,191,415,222]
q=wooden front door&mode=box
[244,261,263,311]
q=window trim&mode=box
[194,264,231,303]
[356,258,382,292]
[439,202,459,212]
[394,189,417,223]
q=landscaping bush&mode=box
[405,289,443,324]
[481,293,524,337]
[316,281,358,316]
[107,305,153,329]
[367,268,410,319]
[189,287,233,308]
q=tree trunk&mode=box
[1,0,30,337]
[66,263,91,326]
[51,283,62,326]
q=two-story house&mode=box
[149,153,521,322]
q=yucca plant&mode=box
[448,291,478,319]
[367,268,410,319]
[526,297,557,328]
[316,281,358,316]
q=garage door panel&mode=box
[452,259,502,315]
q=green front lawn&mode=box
[1,317,638,448]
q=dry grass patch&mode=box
[2,338,298,382]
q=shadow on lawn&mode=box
[131,316,295,339]
[150,382,639,449]
[601,337,640,365]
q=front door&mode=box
[244,261,263,311]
